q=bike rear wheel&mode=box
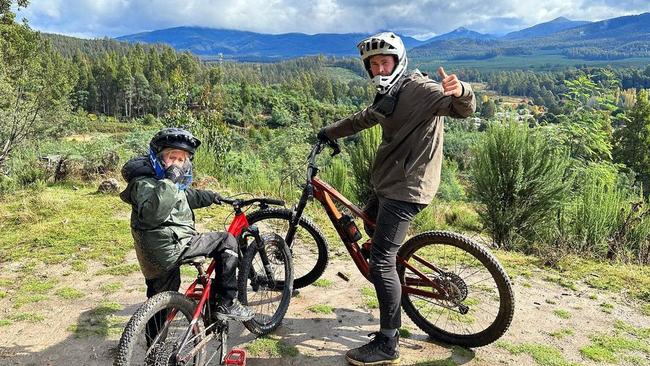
[114,291,208,366]
[397,231,514,347]
[246,208,328,288]
[238,232,294,335]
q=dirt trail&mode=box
[1,243,648,366]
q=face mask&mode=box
[149,147,193,190]
[174,160,193,191]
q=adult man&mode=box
[318,32,476,365]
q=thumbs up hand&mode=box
[438,66,463,97]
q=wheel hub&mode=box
[441,272,468,303]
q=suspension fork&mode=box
[242,226,276,283]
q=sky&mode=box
[13,0,650,40]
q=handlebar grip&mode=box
[264,198,285,206]
[219,197,237,205]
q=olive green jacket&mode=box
[121,176,215,279]
[323,71,476,204]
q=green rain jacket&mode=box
[120,168,215,279]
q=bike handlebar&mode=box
[219,197,285,208]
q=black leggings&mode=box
[363,194,425,330]
[144,232,238,343]
[144,232,239,302]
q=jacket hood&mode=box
[120,155,155,204]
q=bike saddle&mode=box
[179,255,206,265]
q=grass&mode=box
[70,260,88,272]
[12,294,48,308]
[91,301,124,316]
[552,255,650,303]
[245,336,299,358]
[599,302,614,314]
[399,327,411,338]
[307,304,334,314]
[55,287,85,300]
[10,312,45,322]
[496,341,580,366]
[494,250,539,281]
[0,279,13,287]
[0,319,10,327]
[23,278,58,294]
[549,328,575,339]
[543,275,578,291]
[99,282,124,294]
[97,263,140,276]
[553,309,571,319]
[312,278,334,288]
[641,304,650,316]
[0,186,133,267]
[360,286,379,309]
[69,301,126,338]
[579,320,650,364]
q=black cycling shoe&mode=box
[345,332,400,366]
[214,300,255,321]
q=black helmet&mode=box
[149,128,201,157]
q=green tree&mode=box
[0,0,72,167]
[613,89,650,196]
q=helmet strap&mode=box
[148,147,166,179]
[370,74,408,118]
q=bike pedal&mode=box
[224,348,246,365]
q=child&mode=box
[120,127,253,321]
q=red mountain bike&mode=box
[245,141,515,347]
[114,197,294,365]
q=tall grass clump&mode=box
[470,121,570,250]
[349,125,381,204]
[557,165,625,256]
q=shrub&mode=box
[438,158,466,201]
[470,121,570,249]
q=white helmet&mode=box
[357,32,408,94]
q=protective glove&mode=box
[317,128,333,144]
[210,191,223,205]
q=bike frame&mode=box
[151,199,277,363]
[289,142,453,301]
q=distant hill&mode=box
[429,27,497,41]
[116,27,425,59]
[503,17,591,40]
[410,12,650,61]
[108,12,650,62]
[549,12,650,41]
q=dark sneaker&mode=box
[345,332,400,366]
[215,300,255,321]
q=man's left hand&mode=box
[438,66,463,97]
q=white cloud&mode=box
[14,0,650,38]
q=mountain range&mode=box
[115,12,650,61]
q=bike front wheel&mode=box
[398,231,514,347]
[114,291,205,366]
[246,208,328,289]
[238,232,294,336]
